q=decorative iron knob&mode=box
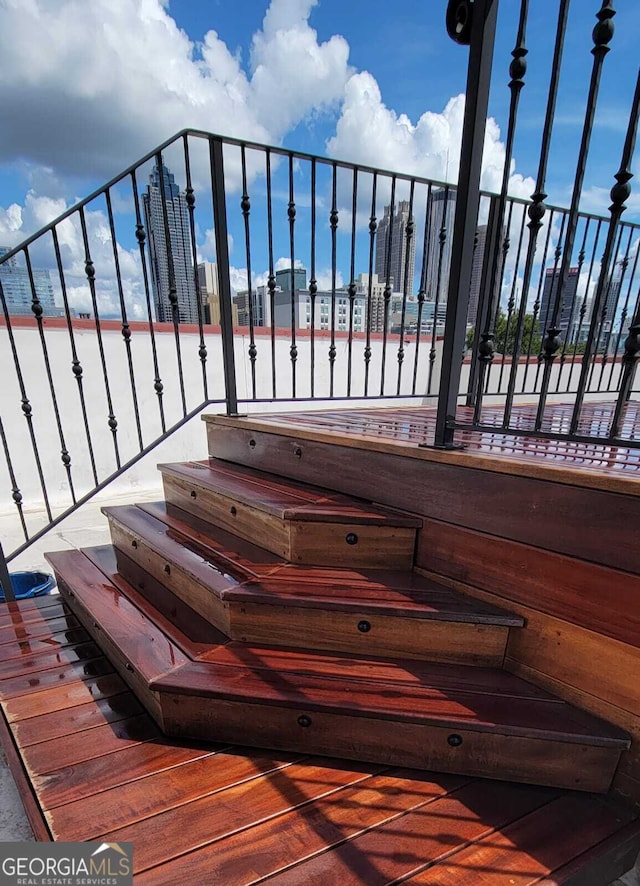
[298,715,312,727]
[346,533,358,545]
[357,620,371,633]
[447,734,463,747]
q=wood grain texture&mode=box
[3,672,126,722]
[227,600,508,664]
[263,781,558,886]
[129,769,466,880]
[159,694,622,792]
[416,517,640,648]
[0,705,52,841]
[417,568,640,799]
[206,424,640,573]
[0,655,112,702]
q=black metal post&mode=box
[209,137,239,415]
[0,541,14,603]
[435,0,499,447]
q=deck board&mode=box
[0,597,638,883]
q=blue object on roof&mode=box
[0,571,56,602]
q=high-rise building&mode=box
[538,267,581,343]
[197,261,219,325]
[356,273,387,333]
[467,225,487,326]
[375,201,416,296]
[0,247,61,317]
[424,188,457,305]
[275,267,307,293]
[143,164,198,324]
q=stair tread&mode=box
[108,503,523,625]
[46,548,629,750]
[159,459,423,526]
[153,659,630,747]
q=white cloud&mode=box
[0,0,352,179]
[327,73,534,200]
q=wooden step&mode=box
[159,459,421,568]
[2,600,638,884]
[45,547,630,794]
[104,502,522,665]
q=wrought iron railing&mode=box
[1,0,639,597]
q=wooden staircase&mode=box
[46,445,631,797]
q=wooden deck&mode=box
[221,400,640,488]
[1,595,639,884]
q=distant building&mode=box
[0,247,61,317]
[375,201,416,296]
[142,164,198,324]
[424,188,457,304]
[275,267,307,293]
[234,286,267,327]
[268,288,367,333]
[538,267,581,343]
[356,273,387,332]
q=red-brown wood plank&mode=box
[3,671,126,721]
[110,760,397,877]
[11,693,144,747]
[135,779,553,885]
[155,660,629,746]
[404,794,639,884]
[20,713,160,775]
[0,613,80,645]
[260,781,558,886]
[202,644,560,701]
[47,751,300,842]
[0,655,112,701]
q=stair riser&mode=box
[159,694,621,793]
[163,473,416,568]
[109,524,232,636]
[112,521,508,663]
[232,602,509,665]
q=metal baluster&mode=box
[428,185,450,397]
[436,0,499,447]
[521,209,558,392]
[183,134,208,399]
[380,177,396,396]
[240,145,257,399]
[503,0,569,419]
[329,163,338,397]
[497,206,527,392]
[0,540,14,602]
[79,206,120,468]
[533,214,567,392]
[413,185,433,396]
[209,137,238,414]
[288,154,298,397]
[309,158,317,398]
[266,149,277,399]
[0,416,27,542]
[556,218,589,393]
[484,201,513,397]
[566,219,603,392]
[596,228,631,390]
[364,173,378,396]
[466,195,498,409]
[105,189,143,450]
[537,0,617,431]
[131,169,165,432]
[611,286,640,438]
[347,168,358,397]
[608,236,640,391]
[155,151,187,417]
[471,0,530,419]
[571,66,639,435]
[397,180,415,394]
[23,245,75,501]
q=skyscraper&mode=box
[0,247,60,317]
[424,188,457,305]
[375,201,416,296]
[538,267,581,343]
[143,164,198,324]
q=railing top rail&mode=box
[2,128,637,269]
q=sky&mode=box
[0,0,639,317]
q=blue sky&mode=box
[0,0,638,315]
